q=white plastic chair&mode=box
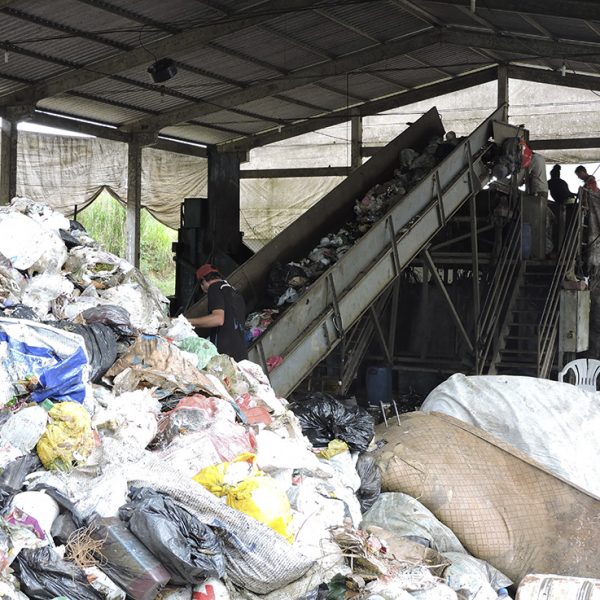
[558,358,600,392]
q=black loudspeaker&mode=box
[148,58,177,83]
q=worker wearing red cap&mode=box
[188,263,247,362]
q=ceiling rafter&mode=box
[87,0,333,115]
[0,0,323,107]
[454,5,557,71]
[219,66,498,152]
[119,30,441,132]
[310,7,419,89]
[441,29,600,67]
[426,0,600,22]
[507,64,600,91]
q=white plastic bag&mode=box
[0,406,48,452]
[22,273,74,318]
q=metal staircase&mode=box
[479,192,586,376]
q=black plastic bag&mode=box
[267,262,308,304]
[59,228,82,249]
[81,305,136,337]
[290,393,375,452]
[49,321,118,382]
[119,487,225,585]
[15,546,102,600]
[0,303,38,320]
[355,452,382,513]
[0,454,42,510]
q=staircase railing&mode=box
[476,182,522,373]
[537,193,587,378]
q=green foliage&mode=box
[78,190,177,295]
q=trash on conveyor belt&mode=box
[0,197,592,600]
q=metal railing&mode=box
[537,193,586,378]
[476,182,523,373]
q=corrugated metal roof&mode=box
[215,25,324,72]
[37,95,146,124]
[321,1,432,43]
[0,0,597,148]
[235,95,320,121]
[266,10,375,57]
[161,123,230,144]
[281,84,356,111]
[194,110,274,135]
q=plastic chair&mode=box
[558,358,600,392]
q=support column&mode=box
[126,139,142,267]
[497,65,509,122]
[208,148,241,258]
[351,112,363,171]
[0,118,18,204]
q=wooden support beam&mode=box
[126,139,142,267]
[0,117,17,204]
[240,166,351,178]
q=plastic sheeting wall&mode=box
[14,131,338,241]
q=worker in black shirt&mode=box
[548,164,577,251]
[188,263,248,362]
[548,164,575,204]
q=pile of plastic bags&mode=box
[0,198,513,600]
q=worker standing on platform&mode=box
[575,165,599,193]
[188,263,248,362]
[526,151,548,199]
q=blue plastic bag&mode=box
[0,318,90,404]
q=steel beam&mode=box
[22,111,209,157]
[351,112,362,171]
[126,140,142,267]
[0,0,322,107]
[508,65,600,91]
[423,249,474,352]
[497,64,509,122]
[441,30,600,67]
[530,138,600,150]
[240,166,350,178]
[219,66,497,152]
[0,117,17,203]
[121,31,441,132]
[426,0,600,22]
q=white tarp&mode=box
[14,131,334,241]
[421,373,600,497]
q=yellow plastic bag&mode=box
[37,402,94,471]
[319,439,349,459]
[194,453,294,542]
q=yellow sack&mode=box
[319,439,349,459]
[194,453,294,542]
[37,402,94,471]
[193,452,258,495]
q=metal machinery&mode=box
[187,106,589,398]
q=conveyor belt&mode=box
[189,106,504,396]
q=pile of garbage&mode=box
[0,198,515,600]
[246,135,456,337]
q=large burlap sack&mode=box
[373,412,600,583]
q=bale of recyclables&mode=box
[373,411,600,583]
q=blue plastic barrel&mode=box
[366,366,393,406]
